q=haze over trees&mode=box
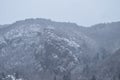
[0,18,120,80]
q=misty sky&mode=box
[0,0,120,26]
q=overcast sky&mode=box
[0,0,120,26]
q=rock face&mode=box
[0,18,120,80]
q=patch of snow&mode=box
[52,54,58,59]
[62,38,80,48]
[46,26,55,30]
[7,75,16,80]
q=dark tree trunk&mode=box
[54,75,57,80]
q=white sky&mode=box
[0,0,120,26]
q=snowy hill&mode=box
[0,18,120,80]
[82,22,120,53]
[91,49,120,80]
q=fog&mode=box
[0,0,120,26]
